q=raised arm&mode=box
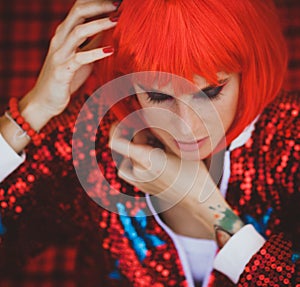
[0,0,118,157]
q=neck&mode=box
[204,149,226,187]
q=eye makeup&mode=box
[194,82,227,101]
[138,79,229,104]
[146,92,173,104]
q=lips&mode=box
[175,137,208,152]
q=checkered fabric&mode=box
[1,246,78,287]
[275,0,300,90]
[0,0,73,113]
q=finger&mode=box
[118,158,159,192]
[110,133,154,168]
[110,123,150,158]
[56,46,114,79]
[117,158,138,185]
[109,122,130,155]
[59,17,117,58]
[109,122,165,171]
[52,1,117,49]
[109,121,122,142]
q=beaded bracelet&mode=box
[8,97,43,146]
[4,111,30,141]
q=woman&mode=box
[0,0,299,286]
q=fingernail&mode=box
[112,1,121,7]
[109,15,119,22]
[103,46,114,53]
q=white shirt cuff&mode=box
[213,224,266,284]
[0,133,25,182]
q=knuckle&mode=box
[73,53,83,65]
[151,148,165,162]
[137,151,150,166]
[72,3,85,19]
[108,138,115,151]
[55,23,63,34]
[50,35,59,50]
[73,26,84,38]
[51,51,62,65]
[118,167,131,182]
[133,166,144,177]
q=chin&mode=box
[172,147,211,161]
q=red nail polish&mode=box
[112,1,121,7]
[103,47,114,53]
[109,15,119,22]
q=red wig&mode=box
[95,0,287,145]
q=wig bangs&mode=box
[110,0,245,91]
[96,0,287,145]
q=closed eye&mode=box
[196,84,225,100]
[146,92,173,104]
[141,80,228,104]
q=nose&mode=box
[174,100,203,137]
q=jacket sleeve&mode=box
[0,133,26,182]
[0,93,92,274]
[215,92,300,286]
[236,93,300,286]
[237,232,299,286]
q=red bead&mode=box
[22,122,30,130]
[8,97,43,146]
[27,129,35,137]
[16,116,24,124]
[11,111,19,118]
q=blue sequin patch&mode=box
[243,207,273,238]
[0,213,6,236]
[117,203,165,262]
[291,252,300,263]
[109,260,123,280]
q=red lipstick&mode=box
[175,137,208,152]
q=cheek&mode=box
[136,94,173,127]
[213,80,239,128]
[224,89,239,125]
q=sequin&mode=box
[0,91,298,286]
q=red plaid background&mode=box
[0,1,299,285]
[0,0,73,113]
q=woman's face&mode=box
[133,72,240,161]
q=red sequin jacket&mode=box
[0,90,299,287]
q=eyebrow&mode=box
[136,78,229,96]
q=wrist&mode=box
[19,92,53,131]
[213,215,244,248]
[0,94,52,153]
[190,186,244,245]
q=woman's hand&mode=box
[24,0,118,120]
[0,0,119,153]
[109,123,244,244]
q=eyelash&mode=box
[146,84,226,104]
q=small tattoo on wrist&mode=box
[214,225,233,248]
